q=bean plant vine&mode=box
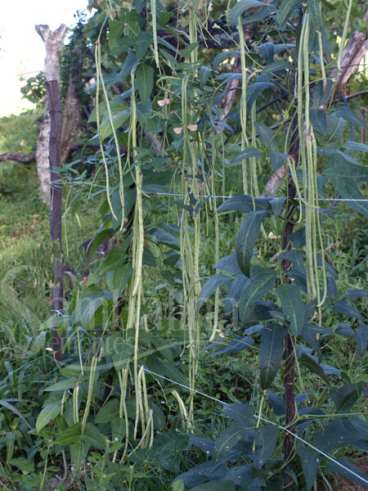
[2,0,368,490]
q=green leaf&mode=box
[355,325,368,356]
[226,147,261,166]
[239,268,276,322]
[247,82,275,108]
[99,109,130,141]
[191,481,236,491]
[44,378,77,392]
[331,383,362,412]
[276,0,301,25]
[76,288,111,327]
[259,325,285,389]
[277,284,306,335]
[299,352,330,382]
[236,211,267,276]
[229,0,270,26]
[297,446,318,491]
[8,457,34,474]
[36,402,61,433]
[95,399,119,424]
[56,423,82,446]
[199,274,231,307]
[324,155,368,217]
[135,63,154,102]
[254,423,278,467]
[83,422,108,450]
[171,481,185,491]
[150,226,180,249]
[218,195,268,214]
[0,400,31,429]
[345,141,368,153]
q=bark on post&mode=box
[36,24,67,359]
[35,113,51,201]
[61,79,81,164]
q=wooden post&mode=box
[36,24,67,359]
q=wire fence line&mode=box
[143,190,368,204]
[143,366,368,487]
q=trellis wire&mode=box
[143,190,368,203]
[143,366,368,487]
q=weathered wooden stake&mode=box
[36,24,67,359]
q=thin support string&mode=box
[143,366,368,487]
[258,414,368,487]
[143,190,368,203]
[143,367,228,406]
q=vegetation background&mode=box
[1,0,368,490]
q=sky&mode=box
[0,0,89,117]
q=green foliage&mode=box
[1,0,368,490]
[20,72,46,105]
[0,110,39,153]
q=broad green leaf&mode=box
[224,402,253,425]
[99,109,130,141]
[36,402,61,433]
[171,481,185,491]
[331,383,362,412]
[259,325,285,389]
[150,226,180,249]
[210,335,254,356]
[45,378,77,392]
[311,108,328,134]
[297,446,318,491]
[218,195,268,214]
[247,82,275,108]
[334,104,366,128]
[229,0,270,26]
[176,461,226,488]
[199,274,231,307]
[108,19,124,55]
[191,482,235,491]
[0,400,31,429]
[76,288,111,326]
[254,423,278,467]
[95,398,119,424]
[345,141,368,153]
[112,343,134,371]
[277,284,306,335]
[56,423,82,446]
[115,52,138,85]
[299,352,340,382]
[135,63,154,102]
[226,147,261,166]
[216,253,243,276]
[223,465,255,486]
[324,156,368,217]
[83,422,108,450]
[276,0,301,25]
[8,457,34,474]
[236,211,267,276]
[239,268,276,322]
[355,325,368,356]
[147,432,188,473]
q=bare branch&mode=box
[0,152,35,163]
